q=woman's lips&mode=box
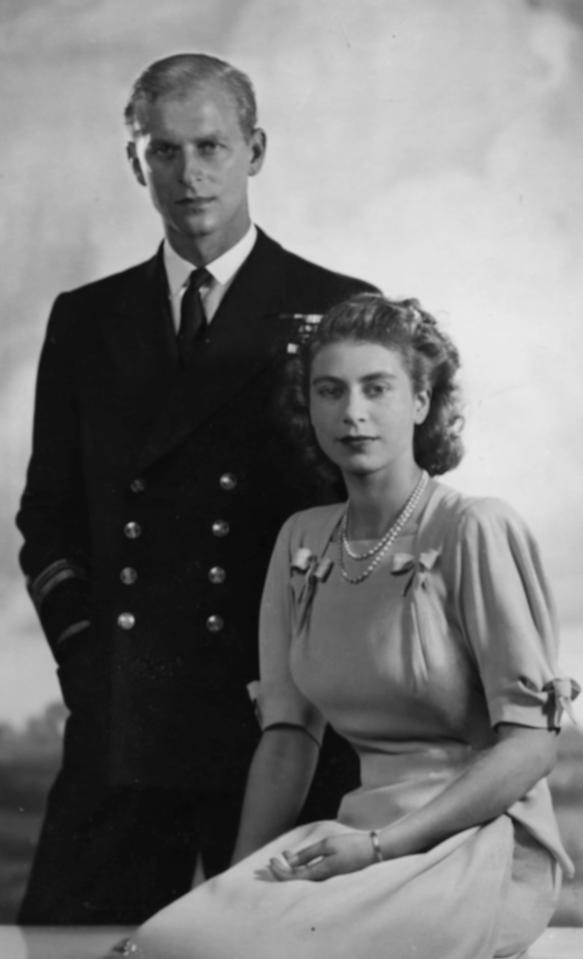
[338,436,377,447]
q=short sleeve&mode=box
[454,499,566,730]
[248,515,326,746]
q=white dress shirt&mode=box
[163,224,258,331]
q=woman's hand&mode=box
[269,831,375,882]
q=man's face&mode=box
[128,81,266,260]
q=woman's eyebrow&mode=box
[360,372,398,382]
[311,372,398,384]
[311,375,345,385]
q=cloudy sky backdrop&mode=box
[1,0,582,725]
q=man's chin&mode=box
[177,216,217,238]
[165,221,219,255]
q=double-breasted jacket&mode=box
[17,229,377,799]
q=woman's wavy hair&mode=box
[281,293,464,478]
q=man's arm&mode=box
[16,294,92,662]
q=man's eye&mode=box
[317,386,342,399]
[198,141,220,155]
[152,143,177,158]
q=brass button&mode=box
[124,521,142,539]
[120,567,138,585]
[219,473,238,492]
[206,614,224,633]
[117,612,136,630]
[130,478,146,494]
[208,566,226,585]
[211,519,230,538]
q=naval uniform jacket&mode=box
[17,228,377,797]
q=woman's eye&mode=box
[316,385,342,399]
[365,383,389,397]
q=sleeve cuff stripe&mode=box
[28,558,89,608]
[56,620,91,647]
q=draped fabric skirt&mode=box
[135,813,559,959]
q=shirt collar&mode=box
[163,224,257,296]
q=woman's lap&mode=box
[136,816,557,959]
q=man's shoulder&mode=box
[280,245,377,292]
[257,229,379,301]
[58,255,157,305]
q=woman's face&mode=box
[309,339,429,479]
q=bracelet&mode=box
[369,829,384,863]
[111,939,143,957]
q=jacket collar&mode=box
[132,229,295,472]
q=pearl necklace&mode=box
[339,472,428,585]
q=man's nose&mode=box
[178,148,203,187]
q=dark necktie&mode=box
[177,267,211,361]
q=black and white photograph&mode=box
[0,2,582,957]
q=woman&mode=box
[113,293,577,959]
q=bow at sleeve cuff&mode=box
[542,677,581,730]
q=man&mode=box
[17,53,377,925]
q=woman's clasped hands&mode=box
[269,830,381,881]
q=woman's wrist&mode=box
[372,823,417,862]
[367,825,409,864]
[369,829,384,863]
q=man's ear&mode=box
[248,128,267,177]
[127,141,147,187]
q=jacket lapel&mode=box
[94,249,179,462]
[135,231,293,473]
[102,248,177,386]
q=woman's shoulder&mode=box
[276,503,345,552]
[425,479,534,548]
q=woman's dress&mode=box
[136,479,574,959]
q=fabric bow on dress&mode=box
[391,548,441,596]
[291,547,333,631]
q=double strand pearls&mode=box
[339,471,428,585]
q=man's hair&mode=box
[124,53,258,141]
